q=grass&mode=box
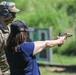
[39,66,76,75]
[38,53,76,65]
[52,53,76,65]
[38,53,76,75]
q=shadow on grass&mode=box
[38,63,76,73]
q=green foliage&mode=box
[10,0,76,55]
[61,36,76,56]
[53,34,76,56]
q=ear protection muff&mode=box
[1,2,10,16]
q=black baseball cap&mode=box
[11,20,34,33]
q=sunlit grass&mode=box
[52,53,76,65]
[39,66,76,75]
[38,53,76,65]
[38,54,76,75]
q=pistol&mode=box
[58,32,73,37]
[58,32,73,46]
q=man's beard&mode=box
[5,17,14,24]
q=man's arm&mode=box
[0,30,4,48]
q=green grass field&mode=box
[39,67,76,75]
[52,53,76,65]
[38,54,76,75]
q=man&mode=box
[0,1,20,75]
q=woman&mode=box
[5,20,66,75]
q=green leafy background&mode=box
[2,0,76,55]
